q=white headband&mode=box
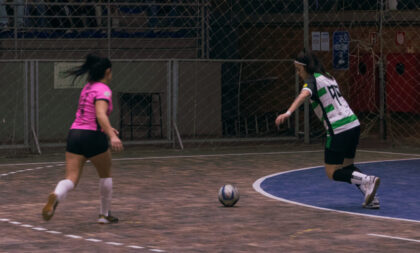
[294,60,306,66]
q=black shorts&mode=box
[66,129,109,158]
[324,126,360,165]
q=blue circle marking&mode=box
[253,158,420,223]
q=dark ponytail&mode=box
[295,49,333,80]
[66,53,112,84]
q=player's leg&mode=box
[342,158,363,190]
[324,163,342,180]
[342,164,380,208]
[325,158,379,207]
[330,126,380,206]
[342,159,380,209]
[324,146,352,182]
[344,126,380,207]
[42,152,86,221]
[90,149,118,224]
[325,147,380,206]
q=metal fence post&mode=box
[303,0,310,144]
[378,0,386,140]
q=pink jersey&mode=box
[70,82,113,131]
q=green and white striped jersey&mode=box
[302,73,360,135]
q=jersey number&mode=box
[327,85,342,105]
[79,91,94,115]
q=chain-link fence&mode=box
[1,1,420,151]
[304,0,420,146]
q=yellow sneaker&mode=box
[42,193,58,221]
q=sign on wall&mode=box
[312,31,321,51]
[332,31,350,70]
[321,32,329,51]
[312,32,330,51]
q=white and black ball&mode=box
[218,184,239,207]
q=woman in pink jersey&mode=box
[42,54,123,224]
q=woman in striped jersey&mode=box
[275,49,380,209]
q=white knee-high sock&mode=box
[351,171,369,185]
[99,178,113,216]
[54,179,75,202]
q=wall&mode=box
[0,62,25,145]
[238,23,420,109]
[0,61,223,144]
[178,61,222,137]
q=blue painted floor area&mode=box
[260,159,420,222]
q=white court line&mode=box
[0,161,64,167]
[0,165,56,178]
[32,227,47,231]
[128,245,145,249]
[46,230,62,234]
[85,238,102,242]
[0,150,324,167]
[1,218,163,251]
[253,158,420,224]
[368,233,420,243]
[1,217,155,250]
[112,150,324,162]
[65,234,83,239]
[359,150,420,157]
[1,149,420,168]
[106,242,124,246]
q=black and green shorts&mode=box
[324,126,360,165]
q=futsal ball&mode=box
[218,184,239,207]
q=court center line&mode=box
[367,233,420,243]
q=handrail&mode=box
[1,2,210,7]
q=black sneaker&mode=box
[97,212,119,224]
